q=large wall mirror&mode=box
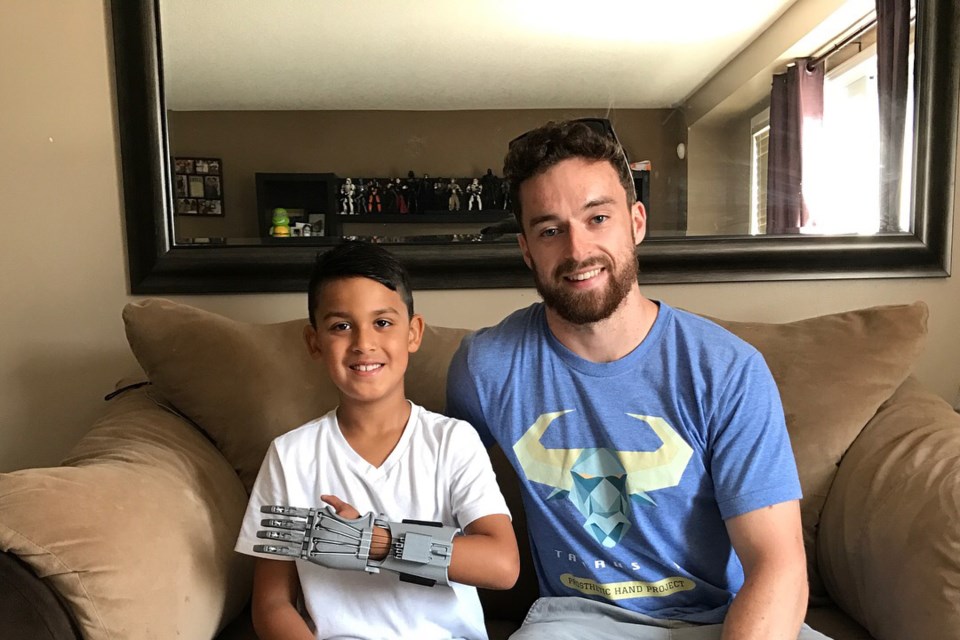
[110,0,957,293]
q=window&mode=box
[749,40,914,235]
[750,109,770,235]
[818,44,914,234]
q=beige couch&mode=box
[1,299,958,640]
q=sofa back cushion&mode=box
[123,299,468,491]
[123,298,928,605]
[710,302,928,599]
[817,377,960,639]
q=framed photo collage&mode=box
[173,157,224,216]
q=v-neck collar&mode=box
[331,401,418,480]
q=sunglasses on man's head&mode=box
[508,117,631,169]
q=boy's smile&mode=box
[304,276,424,408]
[351,362,384,373]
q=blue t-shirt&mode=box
[446,302,801,624]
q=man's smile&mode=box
[564,267,604,283]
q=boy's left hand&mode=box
[321,494,391,559]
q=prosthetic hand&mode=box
[254,505,459,587]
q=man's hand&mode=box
[321,494,391,559]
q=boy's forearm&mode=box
[252,558,314,640]
[370,514,519,590]
[448,529,520,589]
[252,602,315,640]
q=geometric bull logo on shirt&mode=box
[513,411,693,548]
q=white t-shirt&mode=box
[235,402,510,640]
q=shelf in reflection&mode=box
[176,233,519,246]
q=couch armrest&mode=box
[0,387,253,640]
[818,377,960,640]
[0,551,80,639]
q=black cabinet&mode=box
[255,173,339,237]
[632,169,650,216]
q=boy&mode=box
[235,241,519,640]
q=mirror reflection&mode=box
[159,0,915,247]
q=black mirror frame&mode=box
[111,0,957,294]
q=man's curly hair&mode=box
[502,120,636,227]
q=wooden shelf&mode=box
[331,211,509,224]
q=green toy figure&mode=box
[270,208,291,237]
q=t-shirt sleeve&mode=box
[709,352,802,520]
[444,420,511,529]
[234,441,295,560]
[445,337,495,448]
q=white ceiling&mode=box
[159,0,800,111]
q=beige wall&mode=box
[687,112,755,235]
[2,0,958,472]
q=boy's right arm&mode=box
[448,513,519,590]
[251,558,314,640]
[322,495,519,590]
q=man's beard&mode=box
[532,251,638,325]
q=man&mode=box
[446,120,827,639]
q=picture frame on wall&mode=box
[308,213,326,237]
[176,198,198,214]
[173,156,225,216]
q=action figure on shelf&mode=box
[384,179,399,213]
[480,168,502,210]
[367,180,383,213]
[384,178,408,214]
[340,178,356,215]
[466,178,483,211]
[396,177,409,213]
[418,174,435,212]
[447,178,462,211]
[433,178,446,212]
[353,179,368,214]
[269,208,290,237]
[404,171,419,213]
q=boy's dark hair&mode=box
[503,119,636,227]
[307,241,414,326]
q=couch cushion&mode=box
[123,298,469,492]
[804,605,873,640]
[0,388,253,640]
[818,377,960,640]
[711,302,928,600]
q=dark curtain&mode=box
[766,59,825,234]
[876,0,911,232]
